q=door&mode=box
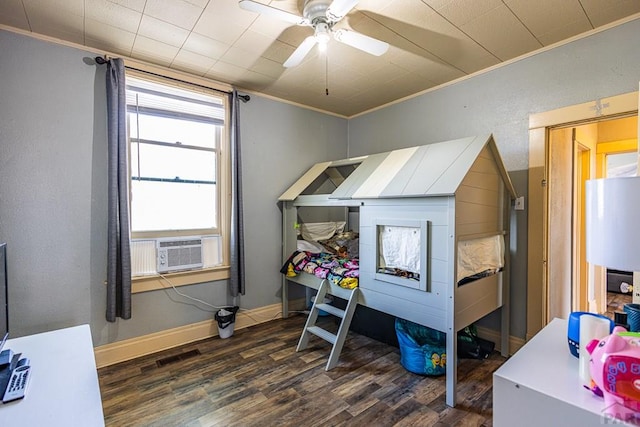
[547,128,574,320]
[573,123,598,313]
[527,91,639,340]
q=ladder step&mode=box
[306,326,337,344]
[315,303,345,318]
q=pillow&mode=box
[296,239,325,254]
[300,221,346,241]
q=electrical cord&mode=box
[157,274,262,323]
[269,310,310,320]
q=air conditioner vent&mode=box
[156,237,203,273]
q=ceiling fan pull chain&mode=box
[325,52,329,96]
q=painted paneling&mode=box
[455,146,503,238]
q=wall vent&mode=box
[156,237,203,273]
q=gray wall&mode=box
[0,29,347,346]
[347,18,640,339]
[239,95,348,309]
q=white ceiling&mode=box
[1,0,639,117]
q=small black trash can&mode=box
[215,306,239,339]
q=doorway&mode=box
[600,147,638,318]
[546,119,637,320]
[526,91,639,340]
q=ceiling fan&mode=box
[239,0,390,67]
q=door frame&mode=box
[526,91,639,341]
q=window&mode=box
[606,152,637,178]
[374,219,429,292]
[126,74,226,235]
[125,73,230,284]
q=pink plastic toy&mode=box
[586,326,640,423]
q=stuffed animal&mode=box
[586,326,640,423]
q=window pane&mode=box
[378,225,421,275]
[607,152,638,178]
[129,113,218,149]
[131,181,216,231]
[131,143,215,182]
[126,73,224,237]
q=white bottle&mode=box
[578,314,611,386]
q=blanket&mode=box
[280,251,359,289]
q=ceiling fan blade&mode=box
[238,0,309,26]
[326,0,358,22]
[333,29,389,56]
[283,36,318,68]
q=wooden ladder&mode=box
[296,279,359,370]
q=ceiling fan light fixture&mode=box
[314,21,331,49]
[239,0,389,69]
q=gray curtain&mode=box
[229,90,245,296]
[105,58,132,321]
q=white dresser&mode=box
[493,317,635,426]
[0,324,105,426]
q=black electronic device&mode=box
[0,243,8,365]
[2,363,30,403]
[0,243,30,404]
[0,243,7,345]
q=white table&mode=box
[493,317,635,426]
[0,324,105,426]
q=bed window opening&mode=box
[456,234,505,286]
[375,220,429,292]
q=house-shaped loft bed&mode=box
[279,134,516,407]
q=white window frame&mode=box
[374,218,429,292]
[125,70,231,290]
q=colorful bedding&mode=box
[280,251,359,289]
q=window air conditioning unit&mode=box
[156,237,203,273]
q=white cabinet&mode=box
[493,318,634,426]
[0,325,104,426]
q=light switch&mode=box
[515,196,525,211]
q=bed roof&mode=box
[278,134,517,201]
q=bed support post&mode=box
[500,274,510,357]
[281,201,298,319]
[500,187,511,357]
[445,324,458,407]
[446,198,458,408]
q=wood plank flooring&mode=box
[98,315,506,426]
[606,291,632,320]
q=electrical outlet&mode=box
[515,196,525,211]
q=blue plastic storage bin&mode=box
[395,318,446,376]
[624,303,640,332]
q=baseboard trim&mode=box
[475,325,525,356]
[94,304,524,368]
[94,303,282,368]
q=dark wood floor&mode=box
[98,315,506,426]
[606,291,632,320]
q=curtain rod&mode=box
[94,56,250,103]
